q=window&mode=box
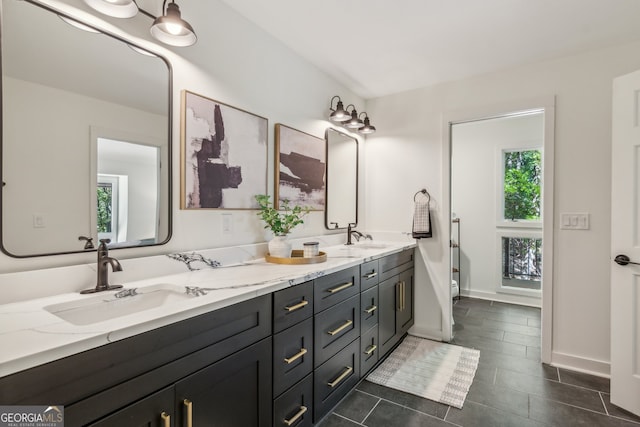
[97,175,120,242]
[502,149,541,222]
[501,236,542,291]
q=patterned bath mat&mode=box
[366,335,480,408]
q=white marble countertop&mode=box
[0,241,415,377]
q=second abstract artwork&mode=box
[275,124,326,210]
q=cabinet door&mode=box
[378,276,400,356]
[175,337,272,427]
[88,387,174,427]
[397,268,414,335]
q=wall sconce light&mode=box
[150,1,197,47]
[84,0,138,19]
[84,0,197,47]
[329,96,350,122]
[328,96,377,134]
[358,112,376,135]
[344,105,364,129]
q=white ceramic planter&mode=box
[268,235,292,258]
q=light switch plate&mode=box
[560,213,589,230]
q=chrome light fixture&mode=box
[150,1,197,47]
[344,105,364,129]
[357,112,376,135]
[329,96,350,122]
[84,0,197,47]
[84,0,138,19]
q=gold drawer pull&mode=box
[364,272,378,279]
[161,412,170,427]
[364,344,377,355]
[283,405,308,426]
[364,305,377,314]
[327,319,353,336]
[284,348,307,364]
[327,281,353,293]
[184,399,193,427]
[285,300,308,312]
[328,366,353,388]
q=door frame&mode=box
[442,96,555,363]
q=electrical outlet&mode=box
[222,214,233,234]
[560,213,589,230]
[33,213,46,228]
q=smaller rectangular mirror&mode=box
[325,128,358,229]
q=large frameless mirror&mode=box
[1,0,172,257]
[325,128,358,229]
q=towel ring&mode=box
[414,188,430,202]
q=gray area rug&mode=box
[366,335,480,408]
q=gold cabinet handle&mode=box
[327,281,353,293]
[364,272,377,279]
[364,305,377,314]
[402,281,406,311]
[327,319,353,336]
[327,366,353,388]
[161,412,170,427]
[284,300,308,312]
[283,405,308,426]
[184,399,193,427]
[364,344,377,355]
[284,348,307,364]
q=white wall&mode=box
[0,0,362,275]
[452,114,543,303]
[364,40,640,375]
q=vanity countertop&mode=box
[0,241,415,377]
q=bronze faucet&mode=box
[81,239,123,294]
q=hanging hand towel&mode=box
[412,191,432,239]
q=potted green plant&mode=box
[255,194,310,258]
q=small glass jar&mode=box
[303,241,319,258]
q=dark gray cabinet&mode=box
[379,252,415,356]
[1,295,272,427]
[175,337,272,427]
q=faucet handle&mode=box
[99,238,111,245]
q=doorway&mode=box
[443,97,555,363]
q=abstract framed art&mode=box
[181,90,268,209]
[275,123,326,210]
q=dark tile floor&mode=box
[318,297,640,427]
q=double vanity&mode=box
[0,241,415,426]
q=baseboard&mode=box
[409,326,445,342]
[460,289,541,308]
[551,351,611,378]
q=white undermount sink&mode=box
[44,284,192,326]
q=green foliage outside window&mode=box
[504,150,541,221]
[97,184,113,233]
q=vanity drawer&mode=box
[314,266,360,313]
[360,285,379,333]
[360,260,379,291]
[314,294,360,367]
[379,249,414,281]
[273,281,313,333]
[273,374,313,427]
[273,318,313,397]
[314,338,360,422]
[360,325,379,377]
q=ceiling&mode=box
[218,0,640,99]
